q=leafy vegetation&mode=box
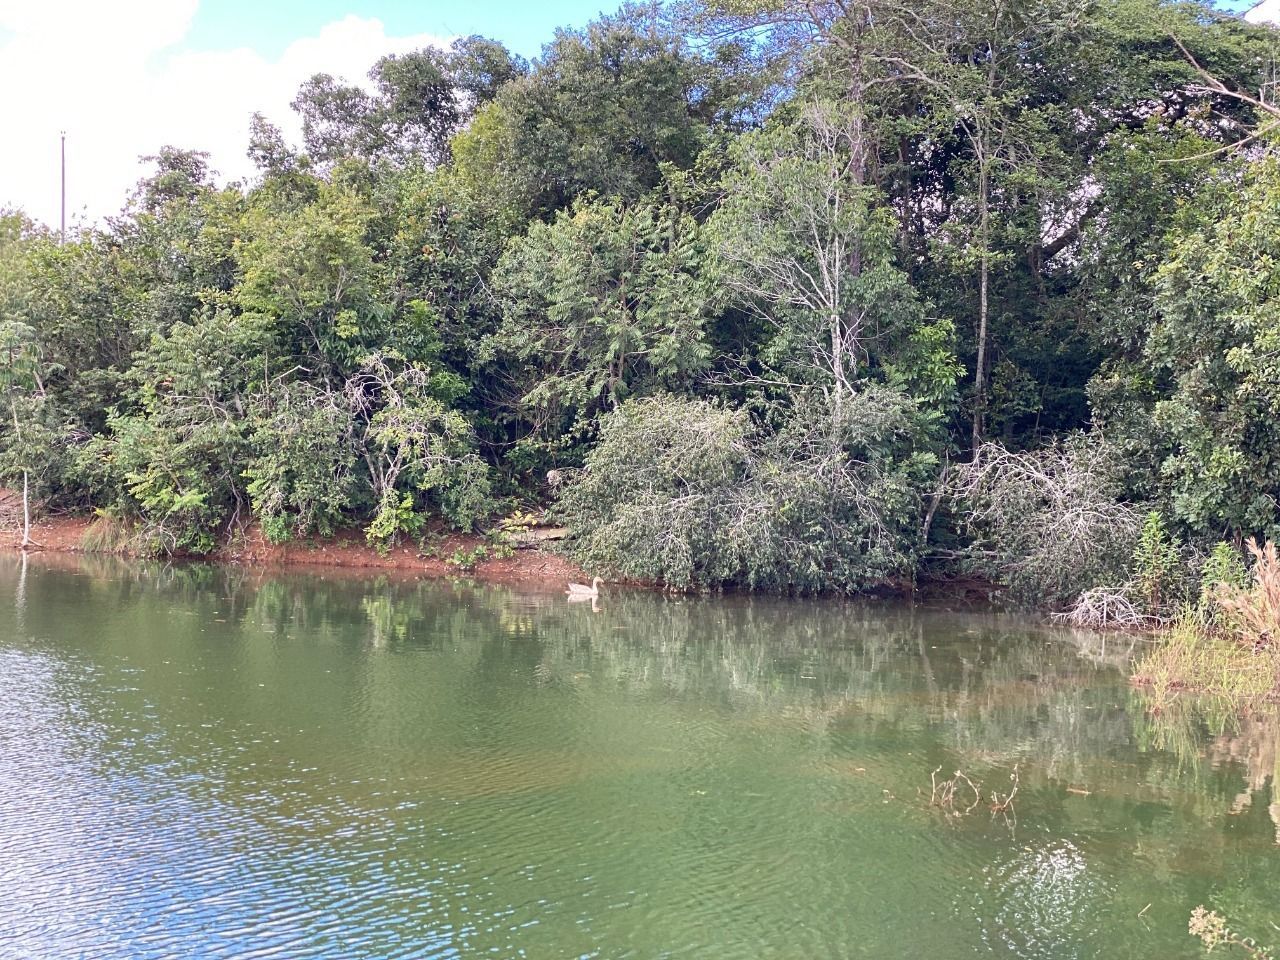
[1,0,1279,608]
[1135,539,1280,700]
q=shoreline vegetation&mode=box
[1132,539,1280,704]
[1,6,1279,742]
[0,500,587,586]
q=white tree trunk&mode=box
[972,154,991,458]
[20,469,30,550]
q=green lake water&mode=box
[0,554,1277,958]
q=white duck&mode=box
[566,576,604,598]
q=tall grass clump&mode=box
[1214,540,1280,650]
[1134,539,1280,701]
[79,510,139,555]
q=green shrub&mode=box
[245,383,357,542]
[1197,541,1248,617]
[1132,511,1184,615]
[556,388,930,593]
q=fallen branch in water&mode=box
[989,764,1019,821]
[929,764,1020,826]
[930,766,981,817]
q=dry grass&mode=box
[1134,622,1279,702]
[1133,540,1280,702]
[80,511,138,555]
[1215,539,1280,651]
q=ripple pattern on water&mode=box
[0,558,1276,958]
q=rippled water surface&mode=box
[0,554,1277,958]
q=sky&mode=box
[0,0,1264,230]
[0,0,609,229]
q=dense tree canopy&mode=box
[3,0,1279,601]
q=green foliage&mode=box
[367,491,428,551]
[385,168,513,373]
[706,102,944,401]
[3,0,1279,602]
[82,311,269,554]
[350,354,493,547]
[557,395,752,587]
[1132,511,1184,615]
[237,183,380,369]
[245,383,357,542]
[290,38,526,170]
[489,195,710,467]
[446,544,489,571]
[457,7,716,217]
[557,389,929,592]
[1199,542,1249,612]
[1147,155,1280,542]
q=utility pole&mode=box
[60,131,66,243]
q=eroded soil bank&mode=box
[0,499,586,588]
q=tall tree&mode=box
[706,100,948,407]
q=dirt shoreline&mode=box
[0,504,1001,604]
[1,510,589,587]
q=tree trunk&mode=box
[972,155,990,458]
[20,469,31,550]
[10,399,32,549]
[838,16,869,411]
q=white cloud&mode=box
[0,2,447,229]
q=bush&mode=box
[556,388,931,593]
[556,395,753,586]
[1196,541,1248,621]
[1132,511,1185,615]
[349,354,493,548]
[246,383,357,542]
[951,436,1143,606]
[75,311,268,555]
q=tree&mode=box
[452,6,718,218]
[1146,153,1280,541]
[876,0,1088,453]
[488,194,710,468]
[383,167,513,378]
[237,182,381,374]
[0,320,51,548]
[706,101,945,406]
[447,35,528,108]
[292,48,458,168]
[245,380,358,543]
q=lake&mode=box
[0,554,1276,958]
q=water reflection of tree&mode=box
[9,555,1280,955]
[12,554,1280,829]
[0,555,1150,761]
[1133,689,1280,845]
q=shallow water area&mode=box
[0,554,1276,958]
